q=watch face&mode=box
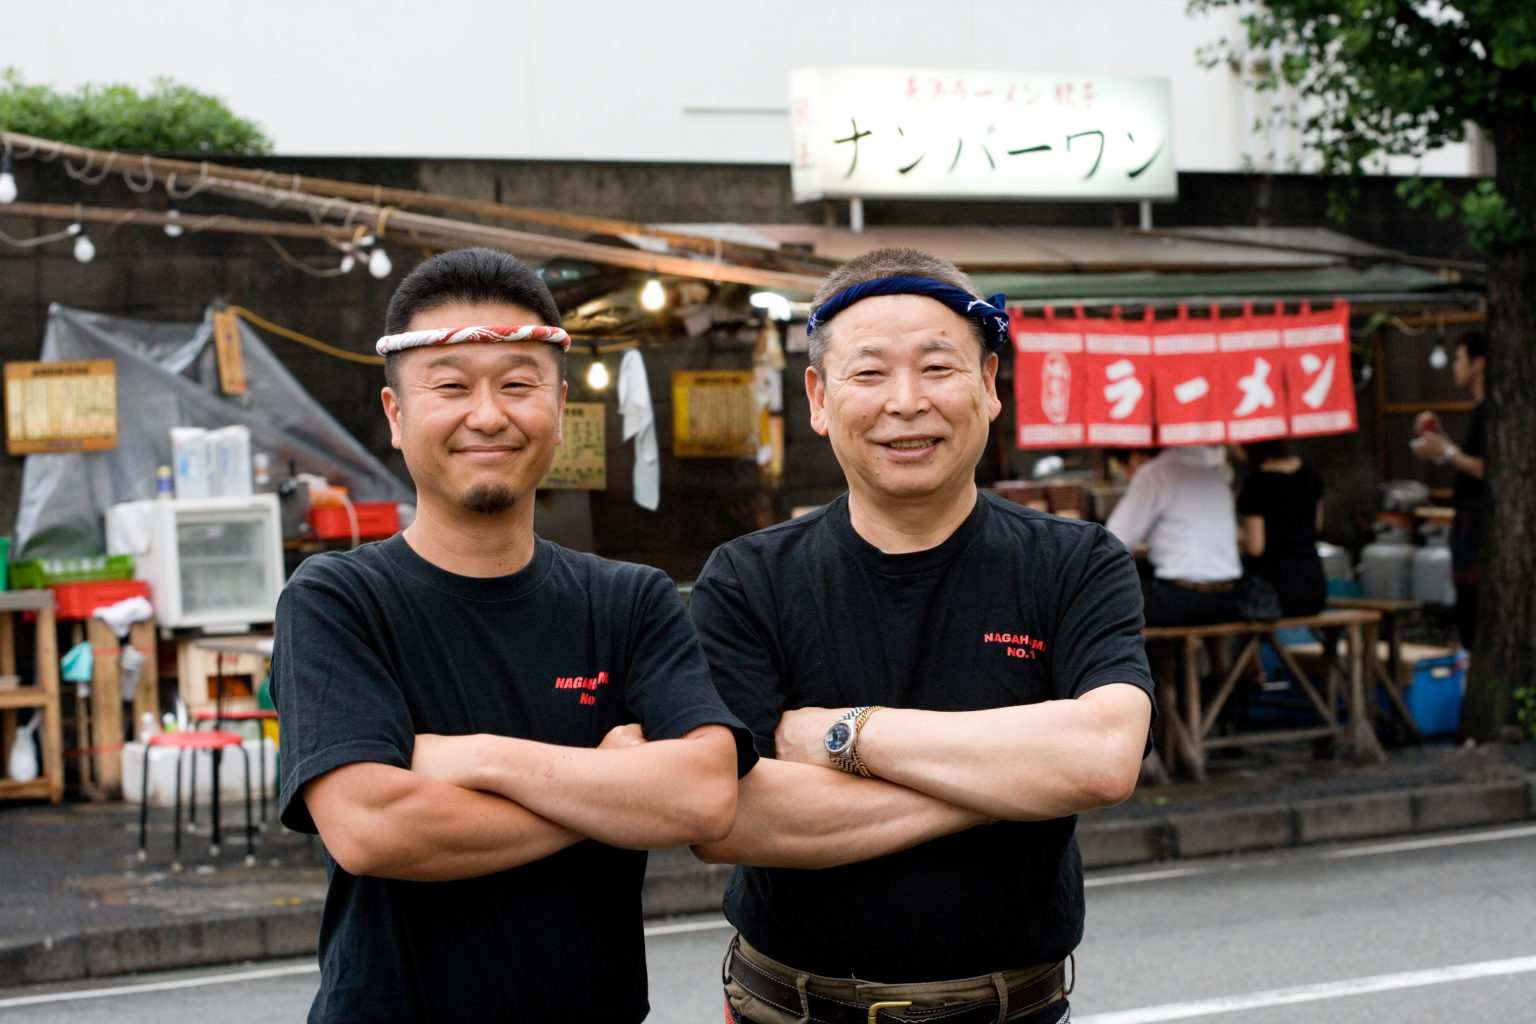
[825,721,854,756]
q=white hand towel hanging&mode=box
[618,348,660,511]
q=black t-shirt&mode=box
[272,534,756,1024]
[1236,464,1326,617]
[1451,403,1487,577]
[688,492,1153,981]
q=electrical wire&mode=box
[227,305,384,365]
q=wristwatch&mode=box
[824,705,883,777]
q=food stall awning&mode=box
[657,223,1480,312]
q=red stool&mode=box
[193,707,278,827]
[137,730,254,870]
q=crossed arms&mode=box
[304,723,738,883]
[692,684,1151,870]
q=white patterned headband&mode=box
[375,324,572,355]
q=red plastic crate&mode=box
[307,501,399,540]
[49,579,152,620]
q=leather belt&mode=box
[725,938,1069,1024]
[1167,578,1236,594]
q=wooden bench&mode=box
[1143,608,1387,781]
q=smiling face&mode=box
[382,301,567,521]
[807,293,1000,511]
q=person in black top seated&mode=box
[1236,439,1327,618]
[688,247,1154,1024]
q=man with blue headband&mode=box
[690,247,1153,1024]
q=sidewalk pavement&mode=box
[2,738,1532,990]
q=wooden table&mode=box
[1326,595,1424,740]
[0,590,65,803]
[1143,607,1387,781]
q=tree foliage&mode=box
[1189,1,1536,739]
[0,69,271,154]
[1190,0,1536,239]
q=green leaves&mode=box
[0,69,271,154]
[1187,1,1531,246]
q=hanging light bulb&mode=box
[586,356,610,390]
[367,246,393,279]
[1428,339,1448,370]
[639,277,666,312]
[0,151,17,204]
[69,222,95,263]
[749,291,792,321]
[162,198,184,238]
[339,247,357,274]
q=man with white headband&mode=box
[689,247,1153,1024]
[271,247,754,1023]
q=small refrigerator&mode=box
[106,495,286,631]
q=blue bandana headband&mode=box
[805,275,1011,352]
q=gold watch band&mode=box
[847,705,884,778]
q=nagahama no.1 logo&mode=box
[983,632,1047,660]
[554,671,609,706]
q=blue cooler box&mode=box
[1405,650,1469,738]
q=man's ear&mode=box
[382,386,403,450]
[806,366,830,437]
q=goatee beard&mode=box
[459,484,519,515]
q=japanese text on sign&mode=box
[539,402,607,490]
[672,370,757,458]
[789,66,1176,202]
[1012,303,1355,449]
[4,359,119,455]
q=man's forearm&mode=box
[691,757,990,869]
[853,685,1152,820]
[423,726,739,849]
[304,762,582,882]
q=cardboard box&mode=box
[176,638,270,711]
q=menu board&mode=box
[672,370,756,458]
[539,402,607,490]
[4,359,118,455]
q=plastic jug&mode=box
[7,712,39,782]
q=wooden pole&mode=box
[0,130,832,273]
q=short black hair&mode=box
[383,247,565,389]
[1457,330,1486,361]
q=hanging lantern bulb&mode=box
[339,247,357,274]
[368,246,393,279]
[1428,340,1448,370]
[0,151,17,204]
[70,222,95,263]
[586,356,610,390]
[639,277,666,312]
[163,198,184,238]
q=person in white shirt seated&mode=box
[1105,445,1247,628]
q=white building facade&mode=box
[2,0,1481,177]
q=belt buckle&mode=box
[867,1000,911,1024]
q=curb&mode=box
[0,906,322,988]
[1076,776,1533,867]
[2,776,1531,990]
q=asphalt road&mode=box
[3,823,1533,1023]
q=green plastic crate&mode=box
[7,554,135,589]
